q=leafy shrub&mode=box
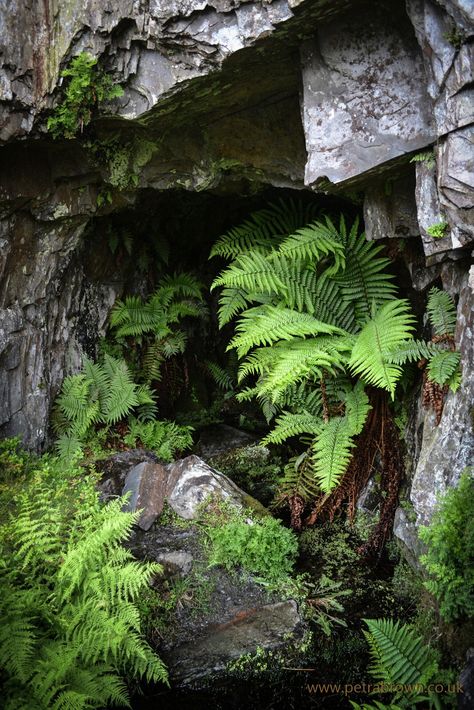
[123,417,194,461]
[206,514,298,585]
[0,456,167,709]
[47,53,123,139]
[419,470,474,622]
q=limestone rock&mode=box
[166,455,257,520]
[301,4,435,187]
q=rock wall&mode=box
[0,0,473,559]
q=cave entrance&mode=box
[85,185,359,427]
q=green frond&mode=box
[229,305,346,358]
[211,250,288,298]
[447,366,462,393]
[54,435,84,461]
[210,198,319,259]
[160,330,188,357]
[312,416,355,493]
[216,287,252,327]
[363,618,437,687]
[345,381,371,435]
[331,220,397,323]
[262,412,322,445]
[349,300,416,398]
[242,338,350,402]
[277,220,345,274]
[426,287,457,336]
[205,360,236,392]
[384,339,441,365]
[100,358,139,424]
[278,451,320,501]
[426,351,461,386]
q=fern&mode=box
[426,350,461,386]
[363,618,437,687]
[312,384,370,492]
[229,305,345,358]
[53,355,157,456]
[277,218,345,274]
[210,198,319,259]
[278,451,321,501]
[0,459,168,709]
[331,217,397,323]
[262,412,323,445]
[349,300,416,398]
[426,287,457,336]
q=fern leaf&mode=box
[349,300,416,398]
[427,351,461,386]
[229,305,346,358]
[210,198,319,259]
[262,412,323,445]
[312,416,355,493]
[426,287,457,336]
[363,618,437,687]
[332,218,397,323]
[345,381,371,435]
[385,339,441,365]
[277,220,345,274]
[278,451,320,500]
[211,251,288,298]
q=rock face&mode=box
[0,0,473,568]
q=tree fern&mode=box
[426,287,457,336]
[349,300,416,398]
[262,412,323,445]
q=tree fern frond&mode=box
[426,287,457,336]
[384,339,441,365]
[349,300,416,398]
[278,452,320,501]
[210,198,320,259]
[332,220,397,323]
[262,412,322,445]
[426,351,460,386]
[229,305,346,358]
[277,220,345,274]
[312,416,355,493]
[345,381,371,435]
[216,287,252,327]
[211,251,288,298]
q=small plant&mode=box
[409,151,436,169]
[0,456,168,709]
[123,417,194,461]
[205,513,298,586]
[419,470,474,622]
[426,222,449,239]
[47,53,123,139]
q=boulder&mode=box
[196,424,258,459]
[99,452,267,530]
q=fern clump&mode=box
[419,470,474,622]
[0,457,168,709]
[53,354,156,458]
[109,272,205,384]
[47,53,123,139]
[210,203,415,497]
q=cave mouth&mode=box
[83,184,361,424]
